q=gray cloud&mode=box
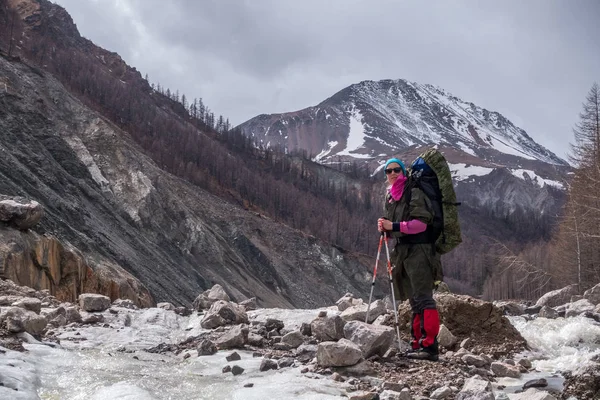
[53,0,600,159]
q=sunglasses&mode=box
[385,167,403,175]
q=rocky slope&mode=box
[0,54,379,309]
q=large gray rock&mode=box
[78,293,111,312]
[343,320,395,358]
[456,376,494,400]
[192,284,230,311]
[11,297,42,314]
[280,330,304,348]
[494,301,525,316]
[584,283,600,305]
[437,324,458,349]
[200,300,248,329]
[538,306,559,319]
[316,338,363,367]
[461,354,490,368]
[491,362,521,378]
[535,285,579,308]
[340,300,386,323]
[1,306,47,335]
[0,196,43,229]
[214,325,249,349]
[311,313,345,341]
[335,293,363,312]
[565,299,595,317]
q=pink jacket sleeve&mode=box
[400,219,427,234]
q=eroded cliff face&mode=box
[0,226,154,307]
[0,53,379,309]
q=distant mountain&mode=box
[238,79,567,185]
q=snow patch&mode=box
[448,163,495,181]
[510,169,563,189]
[337,106,369,157]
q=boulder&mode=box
[340,300,385,323]
[78,293,111,312]
[280,330,304,348]
[311,313,345,341]
[456,376,494,400]
[437,324,458,349]
[200,300,248,329]
[335,293,363,312]
[192,284,230,311]
[584,283,600,305]
[157,302,175,311]
[239,297,257,311]
[317,339,363,367]
[343,320,395,358]
[491,362,521,378]
[0,196,43,229]
[494,301,525,316]
[112,299,138,309]
[1,306,47,335]
[535,285,579,308]
[11,297,42,314]
[565,299,595,317]
[214,325,249,349]
[538,306,559,319]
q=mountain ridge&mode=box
[239,78,567,172]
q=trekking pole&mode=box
[365,233,384,323]
[383,232,403,350]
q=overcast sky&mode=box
[53,0,600,159]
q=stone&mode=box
[343,320,395,358]
[490,362,521,378]
[197,339,218,356]
[0,197,43,229]
[112,299,138,309]
[231,365,244,375]
[437,324,458,349]
[316,339,363,367]
[200,300,248,329]
[523,378,548,390]
[535,284,579,308]
[192,284,230,311]
[239,297,257,311]
[583,283,600,305]
[461,354,490,368]
[565,299,595,317]
[157,302,175,311]
[214,325,249,349]
[430,386,452,399]
[277,357,294,368]
[456,376,494,400]
[538,306,559,319]
[11,297,42,314]
[280,330,304,348]
[78,293,111,312]
[311,314,345,341]
[259,358,278,371]
[340,299,386,323]
[226,351,241,362]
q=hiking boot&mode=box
[404,347,439,361]
[403,338,439,361]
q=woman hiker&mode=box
[377,157,440,361]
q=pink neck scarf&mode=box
[388,175,407,202]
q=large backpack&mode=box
[408,148,462,255]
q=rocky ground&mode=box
[2,279,600,399]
